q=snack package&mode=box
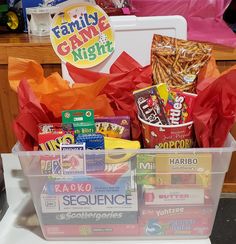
[143,187,205,205]
[159,87,197,125]
[133,85,169,125]
[155,153,212,188]
[136,154,156,186]
[151,35,212,93]
[104,137,140,164]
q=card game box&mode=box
[45,169,135,196]
[95,116,131,139]
[38,123,75,151]
[42,223,139,237]
[40,190,138,213]
[139,205,213,236]
[41,211,138,225]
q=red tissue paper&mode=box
[66,51,153,140]
[193,68,236,147]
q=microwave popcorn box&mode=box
[139,205,213,237]
[41,211,138,225]
[156,153,212,188]
[95,116,131,139]
[42,223,139,238]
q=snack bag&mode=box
[157,84,197,125]
[151,35,212,93]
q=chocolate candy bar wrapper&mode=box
[151,34,212,93]
[133,86,169,125]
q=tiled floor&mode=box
[210,196,236,244]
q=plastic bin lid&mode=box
[61,15,187,82]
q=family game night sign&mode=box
[50,3,115,68]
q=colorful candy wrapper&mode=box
[133,85,169,125]
[157,84,197,125]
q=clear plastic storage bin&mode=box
[17,133,235,240]
[13,14,236,241]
